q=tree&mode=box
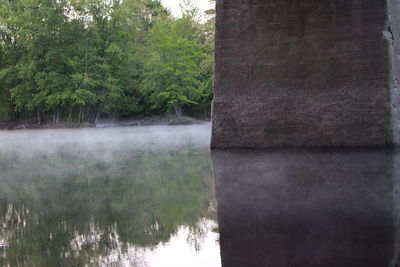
[0,0,25,121]
[0,0,215,124]
[142,15,204,120]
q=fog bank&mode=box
[0,123,211,156]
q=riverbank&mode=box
[0,114,209,130]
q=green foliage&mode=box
[0,0,215,123]
[142,16,204,118]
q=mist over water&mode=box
[0,123,211,156]
[0,124,220,267]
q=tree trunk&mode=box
[173,103,183,121]
[56,108,60,125]
[67,106,73,123]
[37,108,41,125]
[94,103,104,124]
[78,105,83,124]
[89,105,96,123]
[82,106,85,122]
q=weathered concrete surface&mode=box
[211,0,400,148]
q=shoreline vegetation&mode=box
[0,0,215,127]
[0,114,210,130]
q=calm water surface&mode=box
[0,124,219,266]
[213,149,400,267]
[0,124,399,267]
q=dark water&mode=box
[213,149,400,267]
[0,125,399,267]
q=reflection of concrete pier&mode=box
[212,150,397,267]
[393,152,400,267]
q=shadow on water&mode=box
[212,149,400,267]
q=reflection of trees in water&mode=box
[0,147,216,266]
[186,218,215,251]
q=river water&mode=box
[0,124,398,266]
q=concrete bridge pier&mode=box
[211,0,400,148]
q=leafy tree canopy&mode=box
[0,0,215,123]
